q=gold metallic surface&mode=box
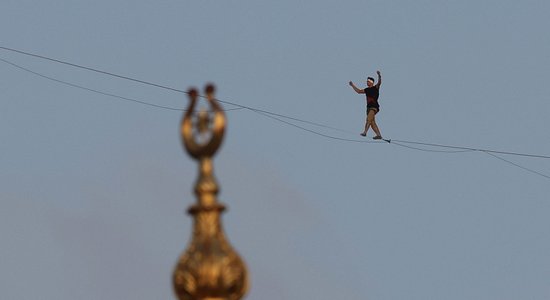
[174,84,248,300]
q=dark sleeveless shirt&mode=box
[364,86,380,109]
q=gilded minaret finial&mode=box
[173,84,249,300]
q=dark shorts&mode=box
[367,106,379,114]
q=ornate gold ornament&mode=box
[173,84,249,300]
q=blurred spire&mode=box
[173,84,248,300]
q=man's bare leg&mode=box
[371,119,382,138]
[361,117,370,136]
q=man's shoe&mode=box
[373,135,382,140]
[360,132,367,137]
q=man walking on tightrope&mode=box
[349,70,383,139]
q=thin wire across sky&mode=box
[1,46,549,180]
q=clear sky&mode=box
[2,1,550,299]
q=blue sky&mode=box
[1,1,550,299]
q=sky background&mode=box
[1,0,550,299]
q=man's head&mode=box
[366,77,375,87]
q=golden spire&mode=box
[173,84,249,300]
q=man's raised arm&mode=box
[349,81,364,94]
[376,70,382,87]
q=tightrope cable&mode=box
[1,46,346,132]
[390,139,550,159]
[253,110,379,144]
[483,151,550,180]
[2,45,550,165]
[390,140,475,153]
[0,57,243,112]
[0,46,188,94]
